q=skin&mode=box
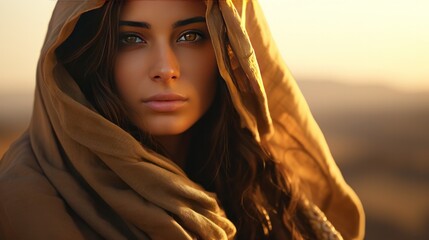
[115,0,218,166]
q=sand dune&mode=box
[299,80,429,239]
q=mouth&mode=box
[142,93,188,112]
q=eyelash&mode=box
[119,31,205,46]
[119,33,146,45]
[177,31,204,42]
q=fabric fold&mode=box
[0,0,364,239]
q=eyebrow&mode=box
[119,20,150,29]
[173,16,206,28]
[119,16,206,29]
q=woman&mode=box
[0,0,364,239]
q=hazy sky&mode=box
[259,0,429,91]
[0,0,428,93]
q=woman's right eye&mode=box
[119,33,145,45]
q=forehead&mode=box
[120,0,206,22]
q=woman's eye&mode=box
[177,32,203,42]
[120,34,145,45]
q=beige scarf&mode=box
[0,0,364,239]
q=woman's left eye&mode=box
[177,32,203,42]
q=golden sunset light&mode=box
[1,2,428,239]
[1,0,428,92]
[259,0,429,91]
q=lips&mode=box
[142,93,188,112]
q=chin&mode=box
[137,119,195,137]
[147,127,189,136]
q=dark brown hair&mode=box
[56,1,316,239]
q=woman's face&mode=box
[115,0,217,136]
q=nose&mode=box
[149,44,180,83]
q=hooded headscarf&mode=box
[0,0,364,239]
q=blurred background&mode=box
[1,1,428,239]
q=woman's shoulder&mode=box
[0,132,38,181]
[0,133,86,240]
[0,132,44,190]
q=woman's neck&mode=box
[153,131,192,169]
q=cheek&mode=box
[180,45,218,79]
[114,53,145,100]
[190,55,218,108]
